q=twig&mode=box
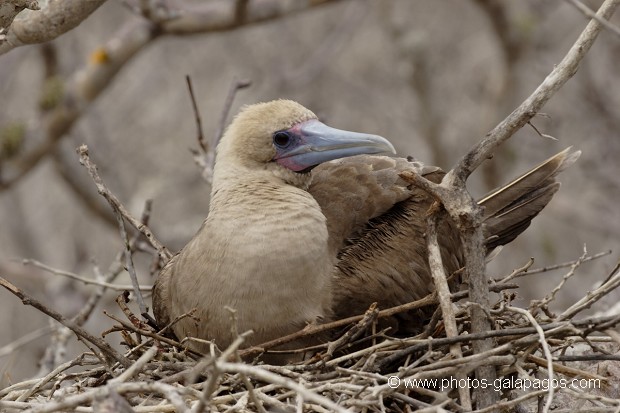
[185,76,207,153]
[321,303,379,362]
[114,198,152,323]
[214,77,252,147]
[20,382,191,413]
[530,246,588,313]
[559,261,620,321]
[240,293,437,359]
[103,311,193,353]
[508,307,555,413]
[193,344,236,412]
[77,144,172,260]
[564,0,620,37]
[494,250,612,283]
[527,120,558,141]
[109,346,158,384]
[16,353,100,403]
[0,325,54,358]
[189,76,251,184]
[472,389,549,413]
[216,362,350,413]
[20,258,152,291]
[495,257,535,284]
[0,276,131,367]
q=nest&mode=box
[2,250,620,413]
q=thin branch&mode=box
[447,0,619,185]
[558,260,620,321]
[564,0,620,37]
[216,362,350,413]
[240,282,519,360]
[530,246,588,313]
[77,144,172,261]
[214,77,252,147]
[426,213,472,410]
[113,198,152,324]
[0,276,131,367]
[240,294,437,359]
[509,306,555,413]
[527,250,612,276]
[0,325,53,358]
[188,76,251,184]
[185,75,206,153]
[20,258,152,291]
[109,345,158,384]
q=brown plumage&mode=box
[152,100,579,355]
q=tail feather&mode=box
[479,147,580,250]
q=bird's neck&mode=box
[209,170,312,214]
[206,166,331,276]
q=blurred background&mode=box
[0,0,618,384]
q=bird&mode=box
[152,99,579,356]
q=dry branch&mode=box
[0,0,105,54]
[564,0,620,37]
[3,279,620,412]
[77,144,172,261]
[0,276,130,368]
[0,0,344,191]
[397,0,619,408]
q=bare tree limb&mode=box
[0,0,344,191]
[20,258,152,291]
[426,213,472,410]
[0,0,106,55]
[0,0,40,33]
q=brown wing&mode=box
[309,155,440,257]
[332,169,461,334]
[314,149,579,335]
[310,156,450,334]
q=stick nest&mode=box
[2,252,620,413]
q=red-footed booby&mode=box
[152,100,579,355]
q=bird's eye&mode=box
[273,131,292,148]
